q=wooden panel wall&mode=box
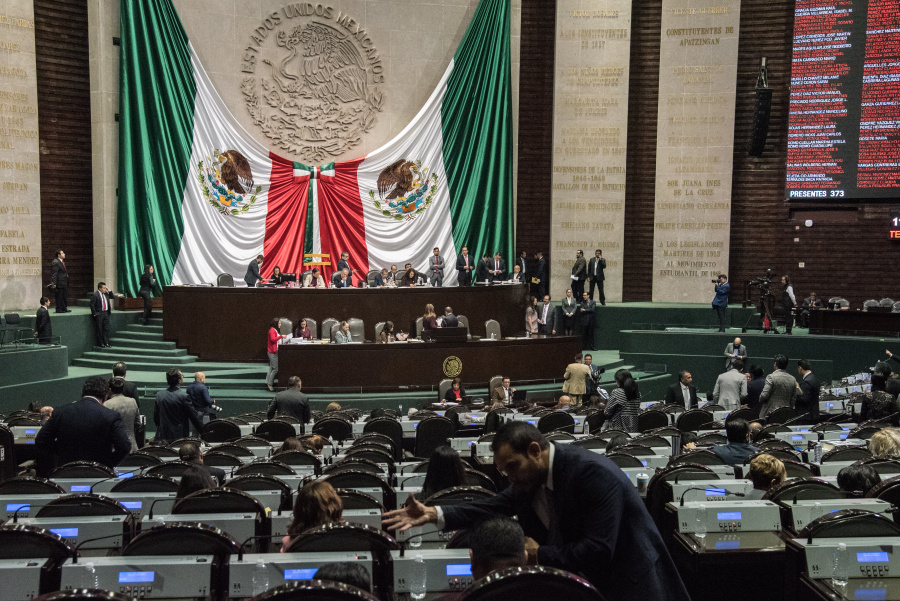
[35,0,94,304]
[622,0,663,301]
[514,0,556,258]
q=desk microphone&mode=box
[71,533,133,563]
[89,474,123,494]
[777,412,810,427]
[858,411,900,429]
[679,487,746,506]
[10,504,30,523]
[237,535,274,561]
[395,528,446,557]
[146,497,172,520]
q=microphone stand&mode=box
[679,487,746,506]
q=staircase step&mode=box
[97,345,188,357]
[124,324,163,334]
[113,330,165,341]
[108,338,176,350]
[146,317,164,326]
[81,351,196,364]
[73,358,196,371]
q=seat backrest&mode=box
[140,446,180,459]
[173,487,266,515]
[110,474,180,493]
[211,443,255,457]
[5,416,40,426]
[630,435,672,449]
[216,273,234,287]
[51,461,116,479]
[863,299,879,311]
[485,319,501,339]
[415,316,424,338]
[145,460,197,479]
[117,452,164,469]
[675,409,713,432]
[463,469,497,492]
[880,298,895,307]
[321,318,339,341]
[314,417,353,441]
[414,416,456,458]
[374,321,385,341]
[537,412,575,434]
[545,432,575,442]
[0,476,64,495]
[348,318,365,342]
[255,420,297,443]
[331,322,341,340]
[767,406,798,424]
[605,452,645,468]
[233,460,297,477]
[637,410,669,433]
[457,314,470,337]
[324,469,394,507]
[36,494,130,518]
[274,450,322,471]
[821,447,873,463]
[286,522,398,557]
[278,318,293,335]
[201,452,244,469]
[424,486,496,506]
[301,317,318,338]
[696,433,727,445]
[799,509,900,540]
[728,408,759,422]
[199,419,242,443]
[763,478,845,502]
[462,565,604,601]
[252,580,381,601]
[324,458,385,476]
[366,270,379,287]
[123,522,240,558]
[781,459,819,479]
[334,488,385,511]
[488,375,503,392]
[0,524,74,561]
[893,301,900,313]
[438,378,453,401]
[345,447,395,468]
[570,436,607,450]
[225,474,293,511]
[668,449,726,466]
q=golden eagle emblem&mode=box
[196,148,262,217]
[368,159,439,223]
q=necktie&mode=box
[465,256,468,267]
[101,293,107,312]
[543,305,548,321]
[495,260,499,271]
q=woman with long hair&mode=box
[861,374,899,426]
[176,465,217,499]
[780,275,796,334]
[294,318,313,340]
[525,296,539,336]
[266,318,286,392]
[561,289,577,335]
[281,480,343,552]
[423,304,439,331]
[400,268,418,287]
[271,266,285,285]
[139,264,157,325]
[380,321,395,343]
[419,446,468,501]
[274,436,305,455]
[604,368,641,432]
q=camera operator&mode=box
[711,274,730,332]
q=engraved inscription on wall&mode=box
[550,1,632,302]
[0,5,41,312]
[240,4,385,162]
[652,0,740,303]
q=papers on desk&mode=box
[278,333,292,345]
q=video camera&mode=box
[748,268,774,294]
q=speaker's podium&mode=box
[422,327,468,343]
[665,500,787,601]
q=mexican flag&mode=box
[117,0,513,295]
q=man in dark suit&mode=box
[90,282,113,348]
[267,376,311,422]
[489,252,506,282]
[474,253,491,283]
[35,376,131,471]
[534,251,548,299]
[336,251,354,276]
[113,361,139,402]
[578,292,596,350]
[50,249,70,313]
[154,368,202,443]
[664,370,699,409]
[796,359,820,423]
[244,254,263,287]
[711,418,759,466]
[34,296,52,344]
[571,250,587,299]
[537,295,559,335]
[441,306,459,328]
[456,246,473,286]
[799,292,824,328]
[587,249,606,305]
[383,422,690,601]
[745,365,766,414]
[332,268,353,288]
[187,371,217,434]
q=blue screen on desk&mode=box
[119,571,154,584]
[792,436,803,441]
[50,528,78,537]
[116,472,133,479]
[705,488,726,496]
[840,434,849,439]
[6,504,28,512]
[25,429,36,435]
[640,460,647,467]
[121,501,142,509]
[716,512,741,520]
[714,540,740,550]
[854,588,887,600]
[857,552,889,563]
[285,569,318,580]
[446,564,472,576]
[70,485,90,492]
[526,420,535,425]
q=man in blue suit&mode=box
[35,376,131,471]
[383,422,690,601]
[712,273,730,332]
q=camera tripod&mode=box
[742,291,780,334]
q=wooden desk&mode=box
[276,335,581,390]
[163,284,529,362]
[809,309,900,337]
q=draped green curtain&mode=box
[117,0,196,296]
[442,0,514,264]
